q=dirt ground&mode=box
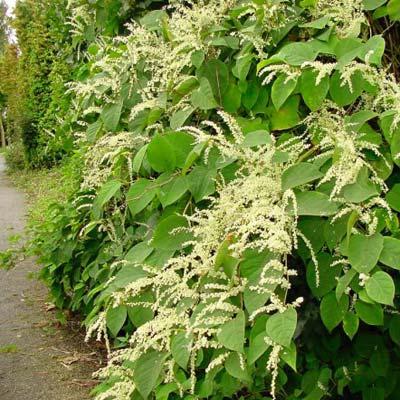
[0,155,101,400]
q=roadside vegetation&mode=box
[1,1,400,399]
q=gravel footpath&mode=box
[0,155,99,400]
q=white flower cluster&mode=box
[66,0,99,57]
[305,102,385,200]
[312,0,366,37]
[81,131,146,189]
[258,64,302,86]
[85,78,396,400]
[233,0,298,55]
[85,92,395,399]
[70,0,239,120]
[88,112,308,399]
[72,1,400,399]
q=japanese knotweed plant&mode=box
[87,102,394,399]
[69,0,299,137]
[32,0,400,399]
[88,113,308,399]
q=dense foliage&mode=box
[5,0,400,400]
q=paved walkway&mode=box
[0,155,98,399]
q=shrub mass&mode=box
[5,0,400,399]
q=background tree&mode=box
[0,0,9,148]
[0,0,8,54]
[0,44,23,148]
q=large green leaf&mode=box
[145,249,175,268]
[147,135,177,172]
[171,332,192,370]
[225,352,251,382]
[295,191,340,216]
[191,50,204,68]
[241,130,272,148]
[281,342,297,371]
[140,10,168,30]
[299,16,330,29]
[390,128,400,167]
[346,110,378,133]
[106,305,127,337]
[152,215,192,251]
[363,0,387,10]
[365,271,395,305]
[271,75,298,111]
[125,242,153,264]
[242,251,279,315]
[343,312,359,340]
[268,95,301,131]
[324,215,348,251]
[320,292,349,332]
[242,79,261,110]
[127,179,157,216]
[348,233,384,273]
[388,0,400,20]
[217,311,245,353]
[355,301,384,326]
[130,108,163,133]
[359,35,385,65]
[101,101,123,132]
[158,175,189,208]
[342,168,379,203]
[222,84,242,113]
[300,69,329,111]
[133,351,168,399]
[191,77,218,110]
[211,36,240,49]
[132,145,148,173]
[214,239,240,278]
[248,332,269,365]
[297,217,326,261]
[263,42,318,67]
[306,252,341,298]
[165,132,195,168]
[155,383,179,400]
[110,266,148,290]
[386,184,400,211]
[188,166,217,202]
[329,70,364,107]
[379,236,400,270]
[92,180,121,219]
[182,141,207,175]
[197,59,229,103]
[173,77,199,97]
[86,119,102,143]
[336,268,357,301]
[127,292,154,327]
[232,54,253,81]
[266,308,297,348]
[282,163,323,190]
[334,38,363,67]
[252,85,270,113]
[170,107,194,130]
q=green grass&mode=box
[8,161,77,227]
[0,344,19,353]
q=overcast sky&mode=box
[5,0,16,15]
[4,0,16,42]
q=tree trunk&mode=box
[0,113,5,148]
